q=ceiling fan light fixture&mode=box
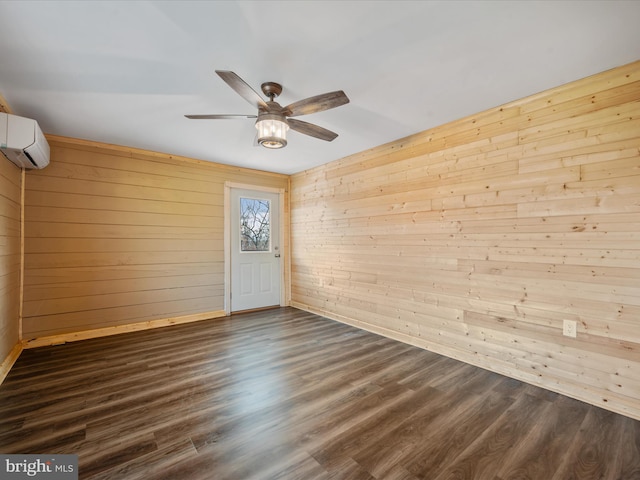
[186,71,349,146]
[256,113,289,149]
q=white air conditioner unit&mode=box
[0,112,50,169]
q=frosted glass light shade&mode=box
[256,116,289,149]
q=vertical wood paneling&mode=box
[22,138,288,339]
[290,61,640,420]
[0,156,21,364]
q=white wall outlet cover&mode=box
[563,319,577,338]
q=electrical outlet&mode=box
[563,319,577,338]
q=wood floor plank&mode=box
[402,384,517,479]
[491,395,590,480]
[431,392,553,480]
[350,370,507,479]
[550,407,635,480]
[0,307,639,479]
[86,438,199,480]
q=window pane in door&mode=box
[240,197,271,252]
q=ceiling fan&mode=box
[185,70,350,149]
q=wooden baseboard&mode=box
[290,301,640,422]
[0,343,23,386]
[23,310,227,349]
[290,301,426,347]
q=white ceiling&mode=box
[0,1,639,175]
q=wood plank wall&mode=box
[22,137,288,340]
[0,157,21,364]
[290,61,640,420]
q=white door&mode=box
[230,188,281,312]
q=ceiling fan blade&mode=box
[284,90,349,117]
[215,70,268,109]
[287,118,338,142]
[185,114,257,119]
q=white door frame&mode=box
[224,182,286,315]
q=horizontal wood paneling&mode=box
[290,61,640,420]
[0,156,22,369]
[23,137,288,339]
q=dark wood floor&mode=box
[1,307,639,480]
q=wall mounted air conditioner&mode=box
[0,112,50,169]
